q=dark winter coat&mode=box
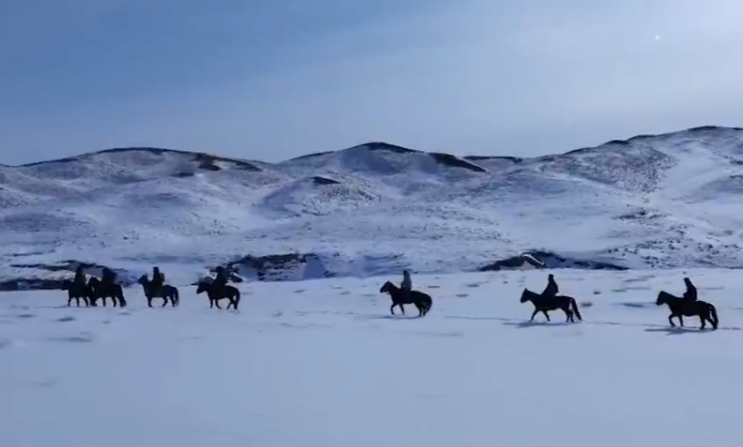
[683,278,697,302]
[74,268,86,286]
[151,268,165,288]
[401,270,412,291]
[214,269,229,288]
[542,275,559,297]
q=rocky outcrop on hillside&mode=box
[480,251,627,272]
[223,253,332,282]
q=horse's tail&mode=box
[414,292,432,315]
[173,287,180,305]
[422,296,432,315]
[570,297,583,321]
[234,288,241,305]
[708,303,719,329]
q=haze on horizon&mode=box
[2,0,743,166]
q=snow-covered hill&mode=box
[2,125,743,286]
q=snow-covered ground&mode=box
[3,126,743,287]
[2,268,742,447]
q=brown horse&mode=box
[379,281,432,317]
[61,280,94,307]
[137,275,179,308]
[88,277,127,307]
[520,288,582,323]
[196,280,240,310]
[656,291,718,330]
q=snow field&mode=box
[2,268,742,447]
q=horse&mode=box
[656,291,718,330]
[137,275,179,308]
[520,288,582,323]
[87,277,127,308]
[379,281,432,317]
[61,280,93,307]
[196,280,240,310]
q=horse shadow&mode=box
[644,327,715,336]
[503,321,573,329]
[361,314,423,321]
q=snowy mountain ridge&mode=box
[2,125,743,286]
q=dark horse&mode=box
[137,275,179,308]
[196,280,240,310]
[520,288,582,323]
[61,280,94,307]
[88,277,127,307]
[656,291,718,330]
[379,281,432,317]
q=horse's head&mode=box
[379,281,394,294]
[137,274,148,285]
[656,291,669,306]
[520,288,534,303]
[88,277,100,286]
[195,281,208,294]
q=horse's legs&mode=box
[399,304,405,315]
[209,298,214,308]
[561,305,572,322]
[390,303,396,315]
[215,299,222,309]
[699,314,706,330]
[542,310,550,322]
[147,297,153,308]
[530,309,538,321]
[668,314,676,327]
[161,297,167,308]
[678,315,684,327]
[112,296,118,307]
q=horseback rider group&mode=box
[71,263,702,322]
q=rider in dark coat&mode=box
[400,269,412,300]
[682,277,697,305]
[214,266,229,291]
[74,265,86,287]
[101,267,117,287]
[151,266,165,294]
[542,274,559,298]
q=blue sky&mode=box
[2,0,743,165]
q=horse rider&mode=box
[151,266,165,295]
[541,273,559,298]
[101,267,117,289]
[213,266,229,292]
[400,269,412,300]
[682,277,697,307]
[73,265,86,288]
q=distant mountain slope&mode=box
[2,125,743,286]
